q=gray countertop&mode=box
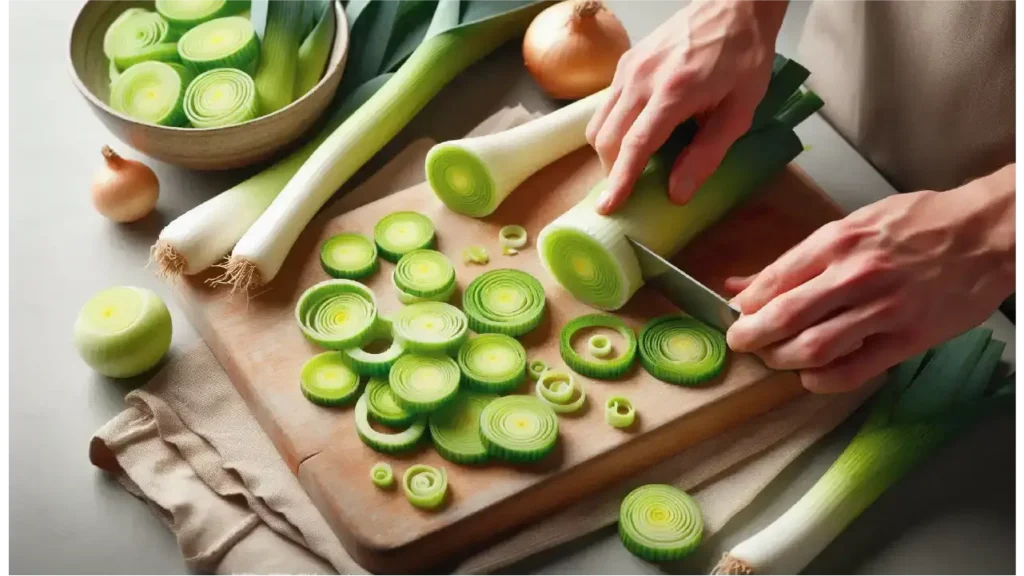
[10,1,1015,574]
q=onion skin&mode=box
[523,0,630,100]
[92,146,160,223]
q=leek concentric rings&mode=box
[605,396,635,428]
[589,334,613,358]
[457,334,527,394]
[537,220,636,311]
[109,61,193,127]
[479,395,558,462]
[428,392,497,464]
[295,279,377,350]
[403,464,448,510]
[320,233,378,280]
[72,286,173,378]
[528,359,549,380]
[156,0,238,29]
[374,212,436,263]
[370,462,394,489]
[392,302,468,354]
[354,392,427,454]
[638,315,727,386]
[184,68,258,128]
[104,9,175,70]
[388,354,460,413]
[393,249,455,298]
[342,316,404,377]
[535,371,586,414]
[426,145,497,217]
[619,484,703,562]
[559,314,637,379]
[178,16,260,74]
[462,269,546,337]
[299,351,361,406]
[365,377,416,427]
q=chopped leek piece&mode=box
[110,61,193,127]
[619,484,703,562]
[177,16,259,74]
[320,233,378,280]
[156,0,247,30]
[428,392,497,465]
[370,462,394,489]
[528,359,549,380]
[183,68,259,128]
[73,286,173,378]
[462,268,546,337]
[392,301,468,354]
[535,371,586,414]
[462,245,490,265]
[342,316,404,377]
[393,249,456,299]
[299,351,361,406]
[374,211,436,263]
[559,314,637,379]
[403,464,448,510]
[605,396,635,428]
[104,9,176,72]
[499,225,528,249]
[354,392,427,454]
[295,279,378,350]
[457,334,527,394]
[365,377,416,427]
[588,334,612,358]
[479,395,559,463]
[388,353,460,413]
[638,315,726,386]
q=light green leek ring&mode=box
[388,353,460,413]
[354,393,427,454]
[426,145,497,217]
[392,302,468,354]
[479,395,559,463]
[535,372,586,414]
[104,9,175,70]
[605,396,635,429]
[178,16,260,74]
[499,225,528,249]
[299,351,361,406]
[365,377,416,427]
[342,316,404,377]
[638,315,727,386]
[295,279,378,350]
[462,269,546,337]
[156,0,241,29]
[559,314,637,380]
[113,43,181,73]
[373,211,436,263]
[457,334,527,394]
[428,392,497,465]
[370,462,395,489]
[183,68,258,128]
[109,61,193,127]
[588,334,613,358]
[403,464,448,510]
[320,233,378,280]
[393,249,456,298]
[528,359,549,380]
[618,484,703,562]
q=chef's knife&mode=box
[626,237,741,334]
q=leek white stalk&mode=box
[151,75,390,278]
[220,4,546,294]
[426,88,606,217]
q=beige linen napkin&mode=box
[90,106,872,574]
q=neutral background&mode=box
[10,1,1016,574]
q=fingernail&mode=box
[596,191,613,213]
[670,176,696,203]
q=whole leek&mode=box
[713,328,1014,575]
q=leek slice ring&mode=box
[177,16,260,74]
[499,225,528,249]
[638,315,727,386]
[527,359,549,380]
[605,396,635,428]
[388,353,460,413]
[457,334,527,394]
[392,302,468,354]
[156,0,239,29]
[320,233,378,280]
[619,484,703,562]
[354,393,427,454]
[403,464,448,510]
[462,245,490,265]
[535,371,586,414]
[299,351,361,406]
[103,9,175,70]
[393,249,456,298]
[342,316,404,377]
[462,269,546,337]
[588,334,613,358]
[428,392,497,465]
[184,68,258,128]
[295,279,378,350]
[559,314,637,379]
[374,211,436,263]
[365,377,416,427]
[479,395,559,462]
[109,61,193,127]
[370,462,395,489]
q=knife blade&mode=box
[626,236,741,334]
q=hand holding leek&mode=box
[726,164,1017,393]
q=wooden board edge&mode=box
[299,370,806,573]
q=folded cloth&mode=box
[91,106,872,574]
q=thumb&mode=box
[668,96,755,205]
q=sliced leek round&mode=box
[299,351,361,406]
[295,279,377,350]
[104,9,176,72]
[428,392,497,465]
[178,16,260,74]
[605,396,635,429]
[392,302,468,354]
[354,392,427,454]
[109,61,193,127]
[619,484,703,562]
[342,316,404,377]
[373,211,436,263]
[388,353,460,413]
[479,395,558,463]
[320,233,378,280]
[499,225,528,249]
[457,334,527,394]
[184,67,258,128]
[393,249,456,299]
[535,371,586,414]
[402,464,448,510]
[462,269,546,337]
[156,0,241,29]
[528,359,549,380]
[365,377,416,427]
[72,286,173,378]
[370,462,395,489]
[638,315,727,386]
[559,314,637,380]
[588,334,613,358]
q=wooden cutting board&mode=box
[176,147,843,573]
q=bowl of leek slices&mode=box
[69,0,348,170]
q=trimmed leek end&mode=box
[462,269,546,337]
[184,68,259,128]
[178,16,260,75]
[295,279,378,350]
[426,144,498,217]
[253,0,305,114]
[605,396,635,429]
[388,353,461,413]
[73,286,172,378]
[403,464,448,510]
[428,392,497,465]
[370,462,395,489]
[374,212,437,263]
[299,351,361,406]
[479,395,559,462]
[559,313,637,380]
[320,233,378,280]
[536,371,586,414]
[354,392,427,454]
[638,315,727,386]
[619,484,703,562]
[457,334,527,394]
[110,61,193,127]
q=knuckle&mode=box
[593,130,618,158]
[798,331,833,367]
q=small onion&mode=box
[92,145,160,223]
[522,0,630,100]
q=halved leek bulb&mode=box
[73,286,173,378]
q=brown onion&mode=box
[522,0,630,100]
[91,146,159,223]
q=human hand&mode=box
[586,0,788,215]
[725,165,1016,393]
